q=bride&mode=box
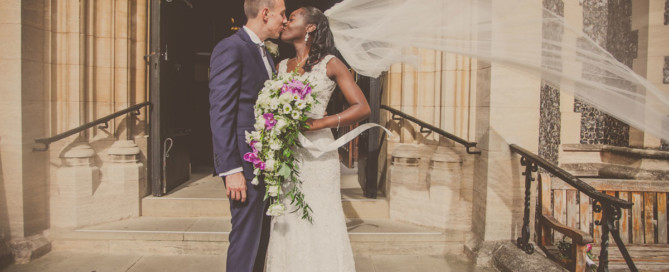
[264,6,368,272]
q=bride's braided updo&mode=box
[301,6,335,72]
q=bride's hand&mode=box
[303,118,320,131]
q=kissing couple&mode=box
[209,0,368,271]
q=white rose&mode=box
[267,185,281,197]
[271,80,284,90]
[269,99,280,110]
[305,94,315,104]
[266,203,286,216]
[279,92,292,104]
[270,140,281,150]
[264,41,279,57]
[257,95,270,107]
[253,141,262,151]
[254,117,265,131]
[276,118,288,131]
[265,159,275,171]
[245,131,253,143]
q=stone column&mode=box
[470,1,542,245]
[0,1,52,266]
[630,0,669,149]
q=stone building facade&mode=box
[0,0,667,267]
[379,0,668,253]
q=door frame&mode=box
[149,0,163,196]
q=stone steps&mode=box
[141,169,389,219]
[50,164,460,257]
[51,217,468,256]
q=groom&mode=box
[209,0,286,271]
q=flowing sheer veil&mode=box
[324,0,669,142]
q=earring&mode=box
[305,32,309,42]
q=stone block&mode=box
[8,233,51,265]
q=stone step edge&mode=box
[141,196,388,202]
[52,229,456,243]
[51,239,465,256]
[141,198,390,219]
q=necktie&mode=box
[258,43,267,58]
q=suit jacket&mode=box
[209,29,276,180]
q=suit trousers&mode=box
[225,176,271,272]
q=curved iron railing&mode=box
[510,144,637,272]
[380,105,480,154]
[33,102,152,151]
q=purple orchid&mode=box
[264,113,277,130]
[243,151,259,164]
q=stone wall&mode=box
[576,0,637,147]
[0,0,52,265]
[539,0,565,165]
[665,0,669,25]
[46,0,149,229]
[0,0,149,265]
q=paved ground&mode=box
[4,251,494,272]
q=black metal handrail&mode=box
[380,105,480,154]
[33,102,152,151]
[510,143,637,271]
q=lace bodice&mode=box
[278,55,337,118]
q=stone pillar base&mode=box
[7,233,51,265]
[389,144,469,230]
[100,140,145,220]
[51,143,99,229]
[465,237,498,268]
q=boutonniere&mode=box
[264,40,279,58]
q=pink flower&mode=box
[264,113,277,130]
[254,160,266,171]
[243,152,258,163]
[586,243,592,252]
[301,85,312,98]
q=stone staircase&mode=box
[50,165,470,257]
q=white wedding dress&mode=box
[265,55,356,272]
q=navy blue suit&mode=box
[209,29,275,272]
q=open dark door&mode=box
[357,76,382,198]
[149,0,192,196]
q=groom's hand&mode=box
[225,172,247,202]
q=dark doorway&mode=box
[149,0,353,197]
[150,0,247,196]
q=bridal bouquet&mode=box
[243,72,317,223]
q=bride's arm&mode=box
[307,57,371,131]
